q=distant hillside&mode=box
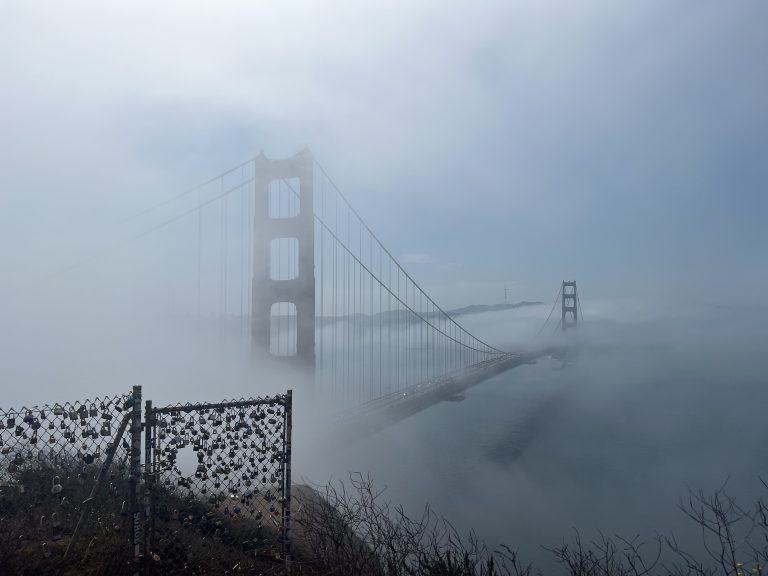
[446,301,542,317]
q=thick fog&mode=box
[1,0,767,570]
[302,303,768,566]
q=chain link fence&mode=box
[0,387,292,575]
[0,387,141,575]
[145,390,292,575]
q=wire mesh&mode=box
[0,390,137,574]
[147,392,291,575]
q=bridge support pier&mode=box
[561,280,578,331]
[251,149,316,376]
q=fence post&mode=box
[282,389,293,561]
[144,399,153,572]
[129,385,144,575]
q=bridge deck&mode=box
[334,347,565,438]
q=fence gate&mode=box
[145,391,292,575]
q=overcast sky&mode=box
[1,0,766,308]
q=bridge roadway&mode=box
[334,346,567,438]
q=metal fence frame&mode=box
[145,390,293,565]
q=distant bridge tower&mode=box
[251,149,315,371]
[561,280,578,331]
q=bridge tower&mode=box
[251,149,315,371]
[561,280,578,331]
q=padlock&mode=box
[89,405,97,417]
[23,410,34,424]
[48,421,54,430]
[83,453,94,465]
[51,476,63,495]
[51,513,63,541]
[53,404,64,416]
